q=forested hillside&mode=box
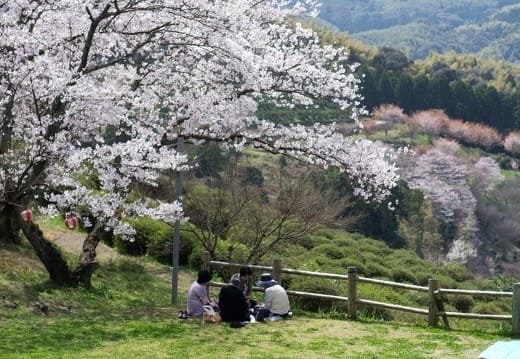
[258,24,520,277]
[318,0,520,62]
[260,28,520,134]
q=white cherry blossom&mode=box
[1,0,398,238]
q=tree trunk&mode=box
[17,211,105,287]
[72,221,105,287]
[0,205,21,244]
[17,218,77,285]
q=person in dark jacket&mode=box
[218,277,249,323]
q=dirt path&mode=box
[46,230,120,261]
[45,228,195,289]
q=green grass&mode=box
[0,240,511,359]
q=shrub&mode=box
[410,109,449,137]
[404,291,429,307]
[113,217,195,265]
[317,244,345,260]
[450,295,474,313]
[132,217,172,262]
[472,302,504,315]
[114,229,148,256]
[435,274,457,289]
[298,235,316,250]
[504,131,520,156]
[391,269,418,285]
[412,271,432,286]
[373,104,407,124]
[444,263,473,282]
[362,120,381,135]
[463,123,502,151]
[372,104,408,137]
[290,277,346,312]
[339,258,366,275]
[497,155,512,169]
[387,249,425,268]
[365,262,391,279]
[357,304,393,321]
[188,242,205,269]
[356,283,398,321]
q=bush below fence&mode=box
[200,252,520,338]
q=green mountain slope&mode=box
[318,0,520,62]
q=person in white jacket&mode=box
[255,273,291,321]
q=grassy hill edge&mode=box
[0,225,512,358]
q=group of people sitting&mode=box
[183,266,291,327]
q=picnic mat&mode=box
[479,341,520,359]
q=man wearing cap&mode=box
[255,273,291,321]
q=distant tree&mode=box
[360,67,379,111]
[396,74,414,114]
[477,176,520,266]
[192,144,228,178]
[183,167,350,263]
[372,104,407,138]
[443,119,502,151]
[399,139,479,262]
[372,47,411,72]
[378,72,395,105]
[476,86,500,127]
[430,61,458,82]
[398,199,444,262]
[449,80,477,120]
[428,73,452,111]
[242,166,264,187]
[410,109,448,137]
[469,157,503,194]
[323,170,412,248]
[498,93,516,132]
[413,74,430,110]
[504,131,520,156]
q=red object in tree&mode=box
[20,209,33,223]
[64,213,78,230]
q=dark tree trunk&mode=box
[72,221,105,287]
[18,218,76,285]
[0,205,22,244]
[17,211,105,287]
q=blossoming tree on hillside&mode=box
[0,0,399,286]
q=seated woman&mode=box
[218,277,249,324]
[186,270,213,317]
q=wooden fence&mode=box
[200,252,520,338]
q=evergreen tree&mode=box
[396,73,414,114]
[498,93,515,133]
[428,73,452,111]
[476,86,500,128]
[360,66,379,111]
[413,74,429,111]
[378,72,395,105]
[449,80,477,121]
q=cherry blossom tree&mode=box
[398,139,478,262]
[0,0,399,286]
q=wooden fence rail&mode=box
[201,252,520,338]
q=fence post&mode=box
[428,279,439,327]
[273,258,282,283]
[201,251,210,272]
[347,266,357,319]
[513,283,520,338]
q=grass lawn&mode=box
[0,233,511,359]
